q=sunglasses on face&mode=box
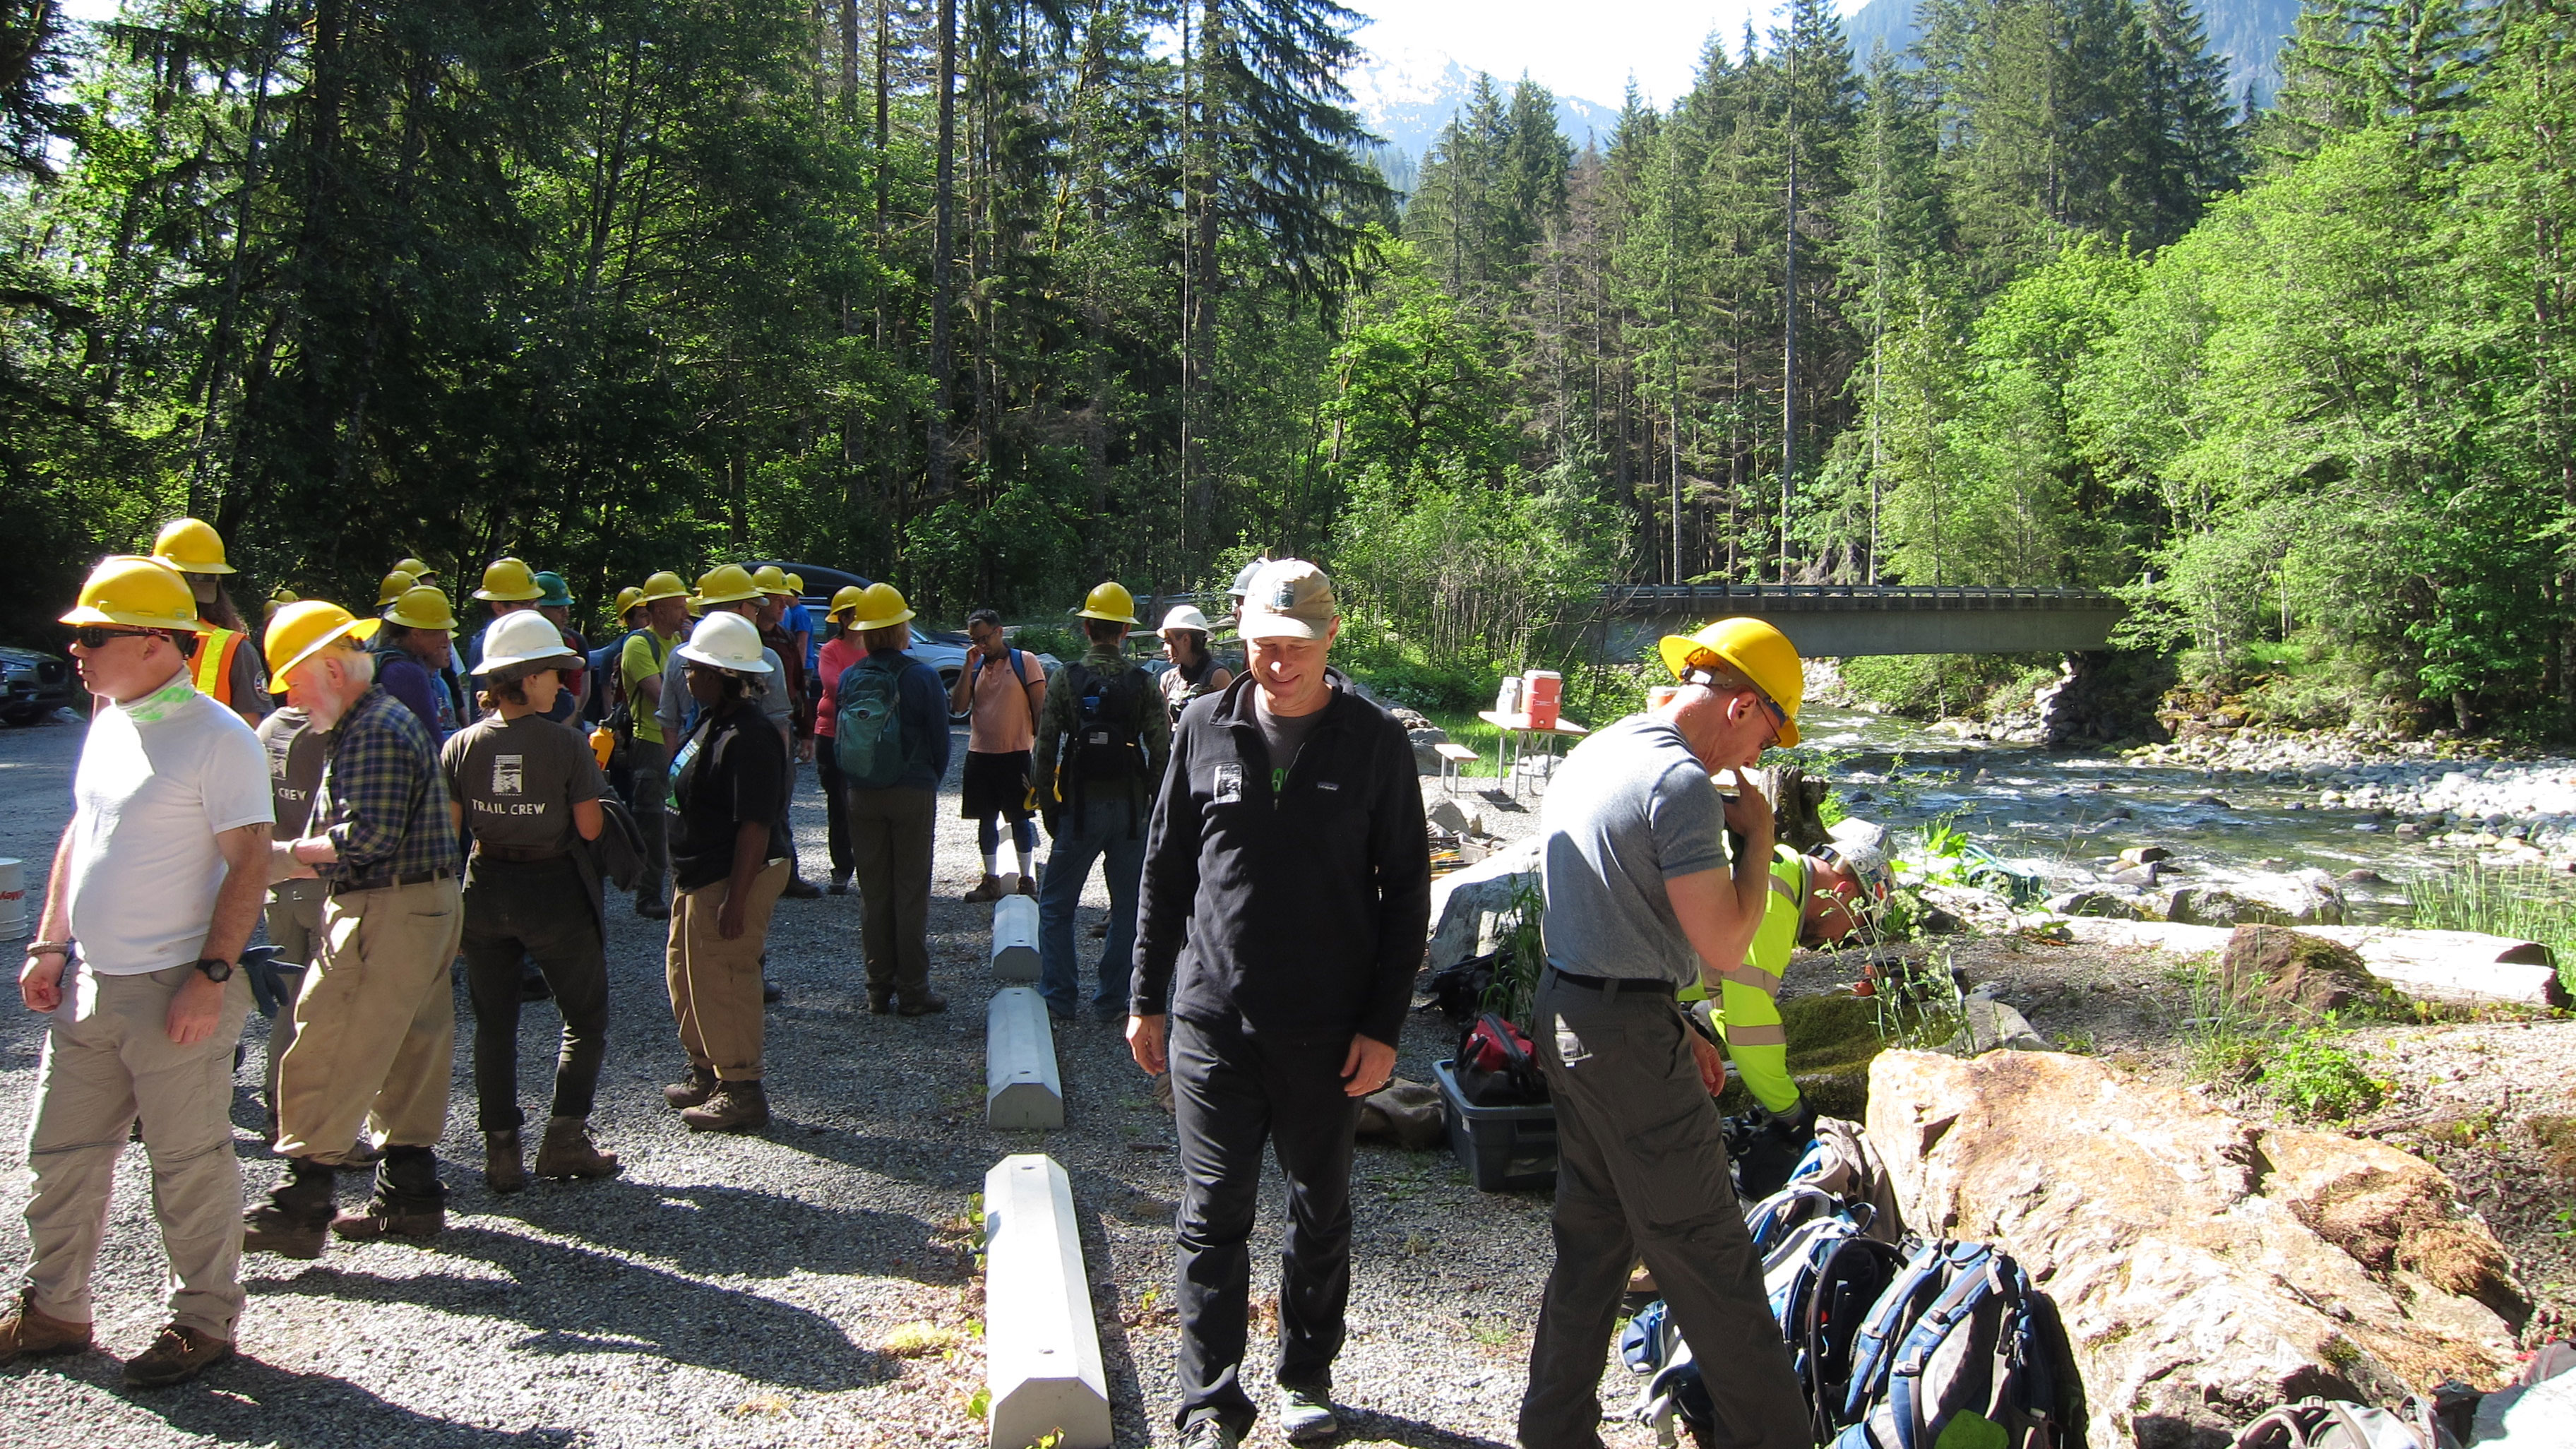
[73,626,160,650]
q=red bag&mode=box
[1457,1012,1549,1107]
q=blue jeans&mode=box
[1038,797,1145,1018]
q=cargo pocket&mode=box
[1623,1095,1736,1233]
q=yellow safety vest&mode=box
[192,625,243,707]
[1679,847,1806,1113]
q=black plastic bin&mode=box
[1433,1058,1558,1192]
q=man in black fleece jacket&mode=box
[1128,559,1431,1449]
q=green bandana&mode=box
[119,673,197,724]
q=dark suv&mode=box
[1,644,78,724]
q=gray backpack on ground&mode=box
[2233,1399,2458,1449]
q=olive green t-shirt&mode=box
[440,712,607,856]
[621,630,676,745]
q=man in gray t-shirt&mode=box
[1517,618,1815,1449]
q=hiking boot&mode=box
[963,873,1008,903]
[895,988,948,1017]
[1015,873,1037,897]
[681,1079,770,1133]
[484,1130,527,1195]
[782,875,821,900]
[636,897,669,921]
[664,1063,717,1109]
[340,1137,383,1171]
[533,1116,621,1180]
[763,979,784,1005]
[333,1147,445,1240]
[0,1291,90,1365]
[121,1324,230,1388]
[1278,1386,1338,1443]
[828,871,852,895]
[1179,1419,1242,1449]
[242,1158,336,1258]
[866,989,894,1015]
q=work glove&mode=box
[1728,1098,1819,1203]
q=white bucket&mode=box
[0,858,24,940]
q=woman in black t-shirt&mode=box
[660,612,791,1132]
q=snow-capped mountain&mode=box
[1345,41,1623,172]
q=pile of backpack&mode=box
[1617,1123,2576,1449]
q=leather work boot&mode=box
[0,1290,91,1365]
[963,873,1008,903]
[242,1157,336,1259]
[866,988,894,1015]
[663,1063,717,1109]
[680,1079,770,1133]
[827,871,852,895]
[484,1130,527,1195]
[532,1117,621,1180]
[895,988,949,1017]
[121,1324,232,1388]
[334,1147,446,1241]
[781,875,821,900]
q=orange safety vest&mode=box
[192,625,245,706]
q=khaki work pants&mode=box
[21,965,254,1341]
[666,859,789,1081]
[260,879,326,1121]
[273,876,463,1162]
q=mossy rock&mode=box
[1717,992,1909,1119]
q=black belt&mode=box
[472,843,571,864]
[1544,967,1677,998]
[333,867,455,897]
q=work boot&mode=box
[242,1157,337,1259]
[663,1063,717,1109]
[635,897,669,922]
[866,988,894,1015]
[828,871,852,895]
[782,875,821,900]
[333,1147,446,1241]
[0,1290,91,1364]
[340,1136,383,1171]
[895,988,948,1017]
[484,1130,527,1195]
[121,1324,231,1388]
[1278,1386,1338,1443]
[533,1116,621,1180]
[963,873,1008,903]
[681,1079,770,1133]
[1015,873,1037,897]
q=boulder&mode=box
[1867,1050,2522,1449]
[1408,727,1452,774]
[2111,864,2164,888]
[2218,925,2387,1019]
[2054,918,2568,1006]
[1938,996,2053,1054]
[2119,845,2174,866]
[1426,836,1542,971]
[1426,798,1482,837]
[2166,886,2291,927]
[2044,889,2142,921]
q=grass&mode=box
[2404,861,2576,996]
[1414,703,1508,777]
[2168,964,2392,1121]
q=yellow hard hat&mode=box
[377,568,419,606]
[383,585,458,632]
[61,555,202,631]
[393,556,437,581]
[474,557,545,602]
[264,599,382,679]
[847,581,915,631]
[785,572,805,595]
[750,564,792,595]
[614,585,645,619]
[693,563,764,607]
[827,584,867,621]
[638,570,690,604]
[1076,580,1140,626]
[1658,616,1805,748]
[270,585,299,604]
[151,518,235,576]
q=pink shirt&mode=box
[813,636,866,739]
[966,648,1044,754]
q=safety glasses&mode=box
[73,626,159,650]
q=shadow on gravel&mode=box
[1335,1409,1517,1449]
[764,1112,1009,1197]
[249,1227,888,1392]
[475,1171,955,1286]
[21,1349,576,1448]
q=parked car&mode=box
[0,643,78,724]
[908,628,1062,727]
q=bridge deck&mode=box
[1602,583,2124,657]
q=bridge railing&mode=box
[1602,582,2123,612]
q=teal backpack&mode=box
[833,655,917,788]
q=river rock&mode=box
[1426,836,1541,970]
[2119,845,2174,865]
[1939,996,2053,1054]
[1426,798,1481,837]
[2218,925,2385,1018]
[2045,889,2142,921]
[2111,863,2163,888]
[2166,886,2289,927]
[1866,1049,2522,1449]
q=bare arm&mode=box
[1666,781,1777,995]
[18,821,77,1012]
[574,798,604,841]
[167,822,270,1044]
[948,657,977,712]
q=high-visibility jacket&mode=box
[1678,845,1806,1113]
[192,624,248,709]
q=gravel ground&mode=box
[0,711,1648,1449]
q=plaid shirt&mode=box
[309,685,458,884]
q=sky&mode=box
[1349,0,1813,109]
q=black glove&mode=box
[1729,1099,1818,1202]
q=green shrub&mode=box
[1839,652,2057,720]
[2261,1027,2385,1121]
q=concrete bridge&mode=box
[1597,583,2126,658]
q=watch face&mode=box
[196,958,233,982]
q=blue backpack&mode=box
[1833,1241,2079,1449]
[834,654,922,788]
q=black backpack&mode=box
[1054,661,1150,826]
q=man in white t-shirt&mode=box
[7,556,272,1389]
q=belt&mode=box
[472,843,571,864]
[332,867,455,897]
[1544,967,1677,998]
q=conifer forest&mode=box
[6,0,2576,733]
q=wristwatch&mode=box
[193,958,234,983]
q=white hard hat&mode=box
[472,610,578,674]
[674,610,773,674]
[1157,604,1214,637]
